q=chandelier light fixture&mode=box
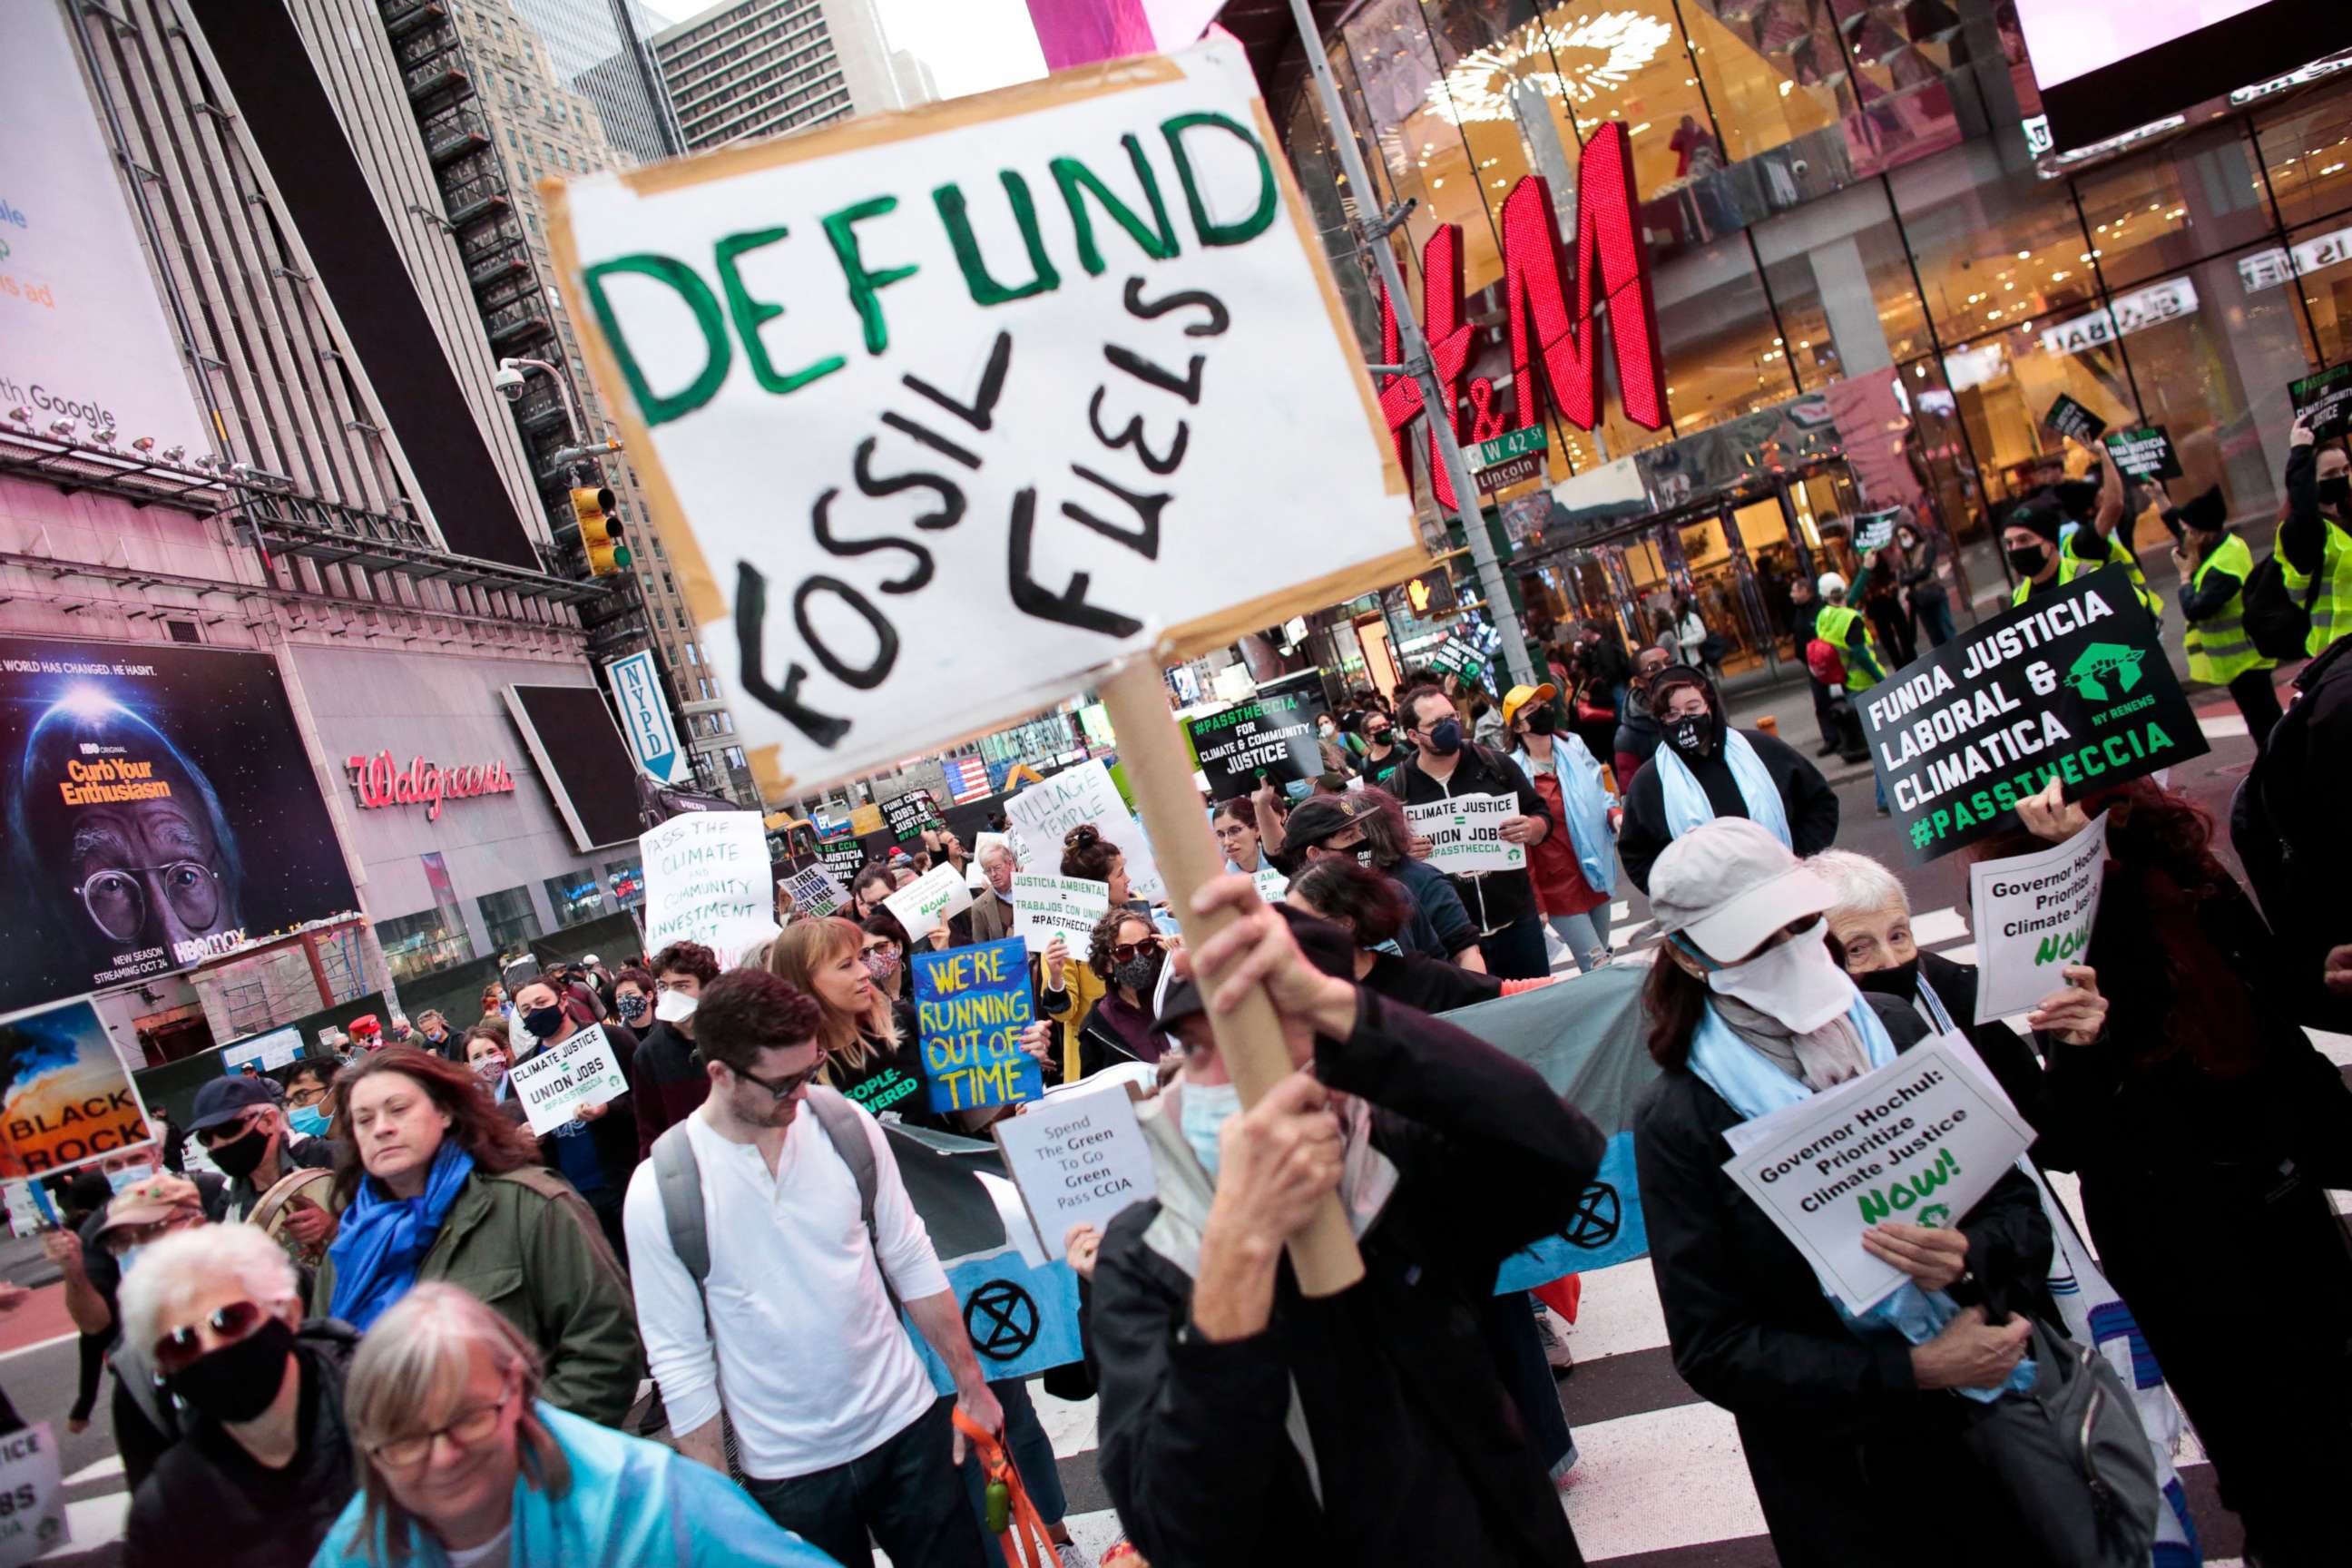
[1426,11,1677,125]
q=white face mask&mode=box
[654,989,699,1024]
[1179,1080,1242,1179]
[1704,919,1854,1033]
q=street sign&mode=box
[606,650,686,785]
[1472,425,1547,495]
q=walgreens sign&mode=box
[345,751,515,823]
[1377,122,1668,508]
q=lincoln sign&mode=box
[345,752,517,822]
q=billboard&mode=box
[0,2,211,456]
[0,638,358,1014]
[2011,0,2336,150]
[503,683,647,852]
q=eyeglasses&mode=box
[370,1385,518,1470]
[153,1299,271,1375]
[1109,936,1162,964]
[286,1083,327,1109]
[731,1061,823,1102]
[73,861,221,942]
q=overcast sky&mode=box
[640,0,1047,101]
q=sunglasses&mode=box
[733,1061,824,1102]
[102,1217,190,1254]
[370,1384,518,1470]
[1110,936,1163,964]
[154,1299,271,1375]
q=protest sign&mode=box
[885,861,975,940]
[1422,634,1486,684]
[883,788,939,843]
[778,857,848,917]
[1009,873,1110,956]
[642,810,774,949]
[1856,566,2205,863]
[2042,391,2107,445]
[1253,867,1289,901]
[1969,811,2107,1024]
[2102,426,2181,482]
[546,39,1416,799]
[1184,671,1332,799]
[818,838,870,884]
[1003,759,1163,901]
[0,997,152,1180]
[1721,1034,2035,1314]
[0,1423,66,1566]
[992,1083,1156,1259]
[1850,507,1899,554]
[1404,794,1525,876]
[506,1024,630,1137]
[2289,361,2352,442]
[913,937,1042,1113]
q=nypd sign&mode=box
[606,650,685,785]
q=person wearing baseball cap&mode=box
[1631,819,2057,1566]
[186,1072,342,1230]
[1502,681,1619,974]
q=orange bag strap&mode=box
[953,1409,1055,1568]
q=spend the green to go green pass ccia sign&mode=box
[545,42,1421,797]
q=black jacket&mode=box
[1896,536,1948,604]
[2278,438,2345,577]
[2233,633,2352,1029]
[1359,950,1504,1014]
[1612,706,1662,777]
[1633,995,2060,1567]
[1393,743,1553,934]
[122,1322,358,1563]
[1617,728,1839,891]
[1093,989,1604,1568]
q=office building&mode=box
[653,0,936,152]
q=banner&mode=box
[1003,759,1163,902]
[883,788,939,843]
[913,937,1042,1113]
[1720,1034,2034,1314]
[885,862,975,941]
[778,858,848,917]
[546,39,1418,798]
[1184,673,1333,799]
[605,650,687,784]
[1857,566,2205,863]
[1969,811,2107,1024]
[506,1024,630,1137]
[0,638,358,1013]
[992,1080,1155,1259]
[642,811,774,951]
[1009,872,1109,955]
[907,1243,1086,1393]
[0,996,153,1180]
[1404,794,1525,876]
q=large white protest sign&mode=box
[642,811,774,950]
[1969,811,2106,1024]
[546,41,1417,798]
[0,1424,65,1566]
[993,1083,1157,1259]
[1404,794,1525,876]
[885,861,975,940]
[1009,873,1111,955]
[779,858,848,917]
[1720,1034,2034,1314]
[1004,760,1164,901]
[507,1024,631,1137]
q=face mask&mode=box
[2006,544,2048,576]
[1423,719,1462,756]
[522,1005,565,1040]
[1365,727,1390,746]
[473,1054,507,1083]
[1851,956,1920,1002]
[1112,950,1163,993]
[616,995,650,1024]
[1354,848,1376,869]
[1705,920,1855,1034]
[206,1125,270,1181]
[1179,1080,1242,1180]
[862,948,902,982]
[287,1105,329,1139]
[1666,715,1712,757]
[2321,475,2351,509]
[118,1244,147,1275]
[1524,708,1558,736]
[654,989,698,1024]
[165,1317,295,1426]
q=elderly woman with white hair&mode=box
[117,1223,359,1568]
[313,1282,837,1567]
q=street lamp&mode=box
[495,357,619,468]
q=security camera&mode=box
[493,360,529,402]
[1790,158,1809,179]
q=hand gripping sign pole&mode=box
[1098,656,1365,1295]
[1283,0,1537,691]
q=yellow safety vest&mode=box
[2015,553,2162,628]
[2181,534,2275,686]
[2277,514,2352,657]
[2062,523,2147,591]
[1815,603,1882,691]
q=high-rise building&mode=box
[652,0,935,152]
[376,0,758,801]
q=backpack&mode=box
[2241,550,2319,662]
[1805,637,1845,686]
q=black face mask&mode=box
[1422,719,1463,756]
[617,995,650,1024]
[523,1004,565,1040]
[205,1125,270,1181]
[165,1317,296,1426]
[1666,716,1714,757]
[2006,544,2049,577]
[1364,726,1390,747]
[2321,475,2350,510]
[1524,708,1558,736]
[1852,957,1920,1001]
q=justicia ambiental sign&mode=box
[345,751,516,823]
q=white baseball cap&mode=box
[1648,818,1834,963]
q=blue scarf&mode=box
[328,1141,475,1330]
[1690,994,2034,1403]
[1654,730,1789,847]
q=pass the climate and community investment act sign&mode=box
[547,42,1419,797]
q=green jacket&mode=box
[310,1166,642,1427]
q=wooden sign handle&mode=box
[1095,657,1366,1298]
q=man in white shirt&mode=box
[623,967,998,1568]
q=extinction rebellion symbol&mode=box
[965,1279,1040,1360]
[1559,1179,1622,1250]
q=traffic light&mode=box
[572,485,631,576]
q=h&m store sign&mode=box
[345,750,515,823]
[1376,122,1669,508]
